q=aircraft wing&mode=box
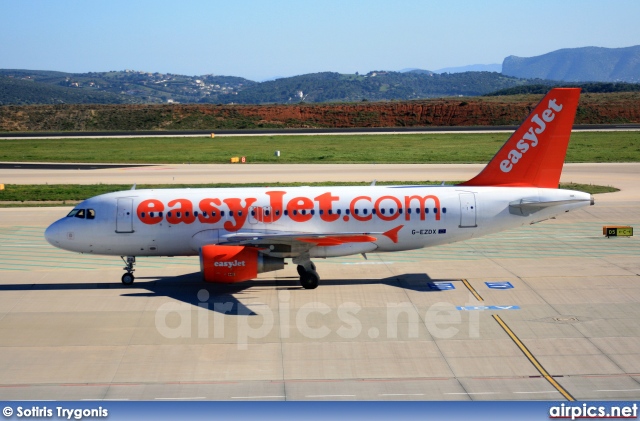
[214,225,404,251]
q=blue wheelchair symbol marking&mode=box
[485,282,514,289]
[428,282,455,291]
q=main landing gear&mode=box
[121,256,136,285]
[296,261,319,290]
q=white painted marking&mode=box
[230,396,285,399]
[306,394,356,398]
[445,392,500,395]
[596,389,640,392]
[155,397,206,400]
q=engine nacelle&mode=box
[199,245,285,283]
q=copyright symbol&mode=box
[2,407,12,417]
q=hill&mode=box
[213,71,534,104]
[502,46,640,82]
[0,69,255,105]
[0,76,141,105]
[0,69,537,105]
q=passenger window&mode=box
[87,209,96,219]
[345,209,350,215]
[363,209,368,215]
[337,209,341,215]
[355,209,359,215]
[443,208,447,214]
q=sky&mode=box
[1,0,639,81]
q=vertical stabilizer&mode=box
[459,88,581,188]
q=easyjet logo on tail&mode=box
[500,98,564,173]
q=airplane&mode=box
[45,88,593,289]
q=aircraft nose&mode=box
[44,221,62,247]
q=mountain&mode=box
[502,46,640,82]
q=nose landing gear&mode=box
[295,260,319,289]
[121,256,136,285]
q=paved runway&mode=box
[0,164,638,401]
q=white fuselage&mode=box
[44,185,592,259]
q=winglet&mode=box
[382,225,403,243]
[459,88,581,188]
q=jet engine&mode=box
[199,245,285,283]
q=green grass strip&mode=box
[1,131,639,164]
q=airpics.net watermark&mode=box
[154,290,482,349]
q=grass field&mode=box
[1,131,639,164]
[0,182,618,205]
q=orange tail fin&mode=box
[459,88,581,188]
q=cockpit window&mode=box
[66,208,95,219]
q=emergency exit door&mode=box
[459,193,477,228]
[116,198,134,233]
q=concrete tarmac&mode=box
[0,164,638,401]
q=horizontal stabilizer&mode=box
[509,196,593,216]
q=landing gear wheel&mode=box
[297,265,306,277]
[121,272,135,285]
[121,256,136,285]
[299,270,319,289]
